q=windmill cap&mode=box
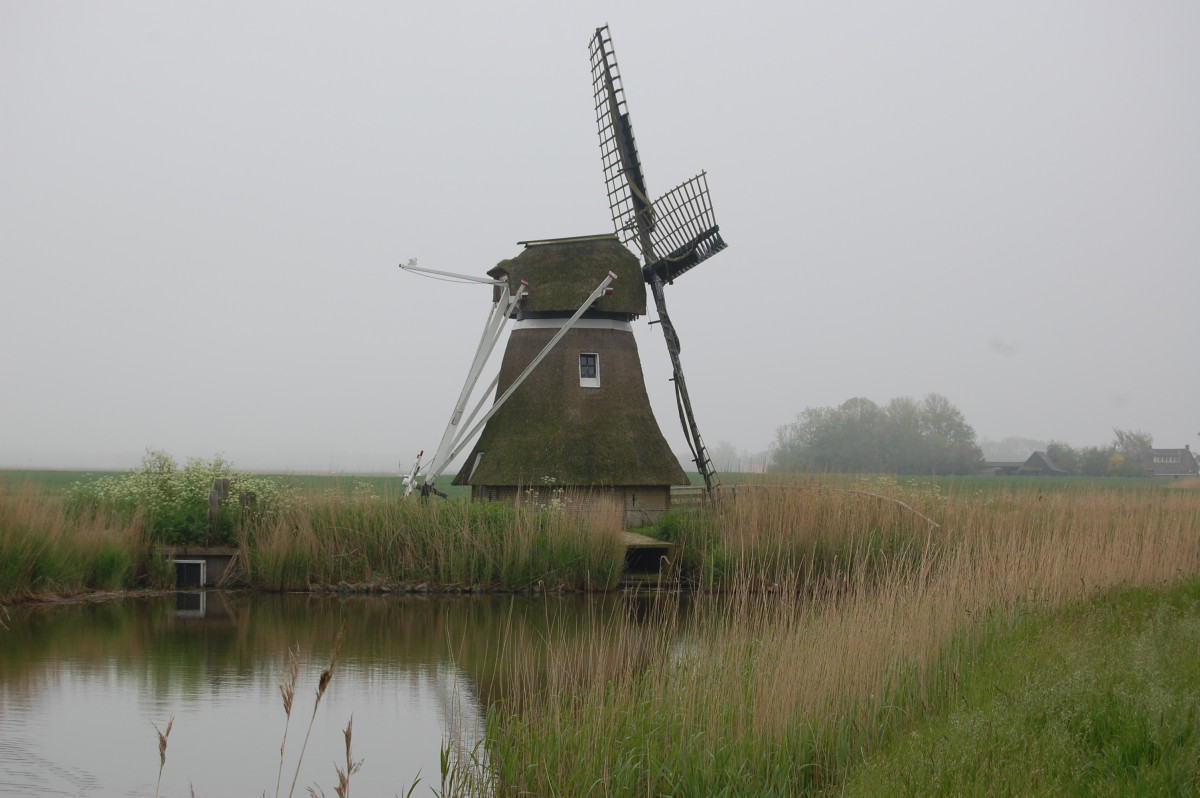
[488,235,646,316]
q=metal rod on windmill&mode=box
[398,258,528,495]
[589,25,729,496]
[398,262,620,495]
[444,270,620,468]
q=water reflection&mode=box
[0,591,648,797]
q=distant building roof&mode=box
[1017,451,1068,476]
[1142,446,1199,478]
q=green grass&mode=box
[460,481,1200,797]
[0,467,476,500]
[5,468,1200,795]
[0,483,152,601]
[239,493,626,591]
[0,468,119,492]
[1,471,625,598]
[837,580,1200,797]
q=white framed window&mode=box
[579,353,600,388]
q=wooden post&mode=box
[209,479,232,542]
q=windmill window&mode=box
[579,353,600,388]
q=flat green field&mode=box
[0,468,476,499]
[5,467,1184,502]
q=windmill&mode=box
[589,24,728,494]
[400,25,726,516]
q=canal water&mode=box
[0,591,637,797]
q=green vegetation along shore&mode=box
[446,479,1200,796]
[3,463,1199,795]
[838,579,1200,796]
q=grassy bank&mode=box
[839,579,1200,796]
[0,483,173,603]
[463,481,1200,796]
[0,478,627,600]
[4,469,1200,793]
[238,490,626,591]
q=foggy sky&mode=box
[2,1,1197,473]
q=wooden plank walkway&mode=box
[623,531,669,548]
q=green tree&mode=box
[770,393,984,475]
[880,396,926,473]
[1079,445,1114,476]
[919,393,985,475]
[1045,441,1080,475]
[828,397,886,472]
[771,406,834,472]
[1112,427,1152,476]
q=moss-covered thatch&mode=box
[453,325,686,488]
[490,236,646,316]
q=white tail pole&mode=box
[423,281,527,489]
[402,450,424,498]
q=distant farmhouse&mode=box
[1016,451,1069,476]
[982,450,1068,477]
[983,446,1199,478]
[1142,446,1199,478]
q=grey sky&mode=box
[2,1,1197,472]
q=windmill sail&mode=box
[589,24,727,496]
[590,26,655,259]
[644,172,727,283]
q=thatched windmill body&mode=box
[451,235,686,522]
[401,26,726,522]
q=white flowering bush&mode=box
[67,449,295,546]
[523,475,567,514]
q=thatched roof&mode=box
[453,326,686,488]
[489,235,646,316]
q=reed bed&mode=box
[238,490,627,592]
[2,476,629,599]
[662,476,943,590]
[0,482,159,602]
[470,480,1200,796]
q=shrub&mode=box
[67,449,294,546]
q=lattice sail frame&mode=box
[590,26,727,281]
[646,172,727,283]
[590,26,654,256]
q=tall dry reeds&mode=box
[152,716,172,798]
[659,477,944,592]
[0,482,149,602]
[238,491,626,592]
[479,480,1200,795]
[287,624,345,798]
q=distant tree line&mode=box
[1045,429,1154,477]
[770,394,984,475]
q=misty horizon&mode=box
[3,3,1197,475]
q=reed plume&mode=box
[333,715,363,798]
[152,716,173,798]
[288,624,345,798]
[275,646,300,798]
